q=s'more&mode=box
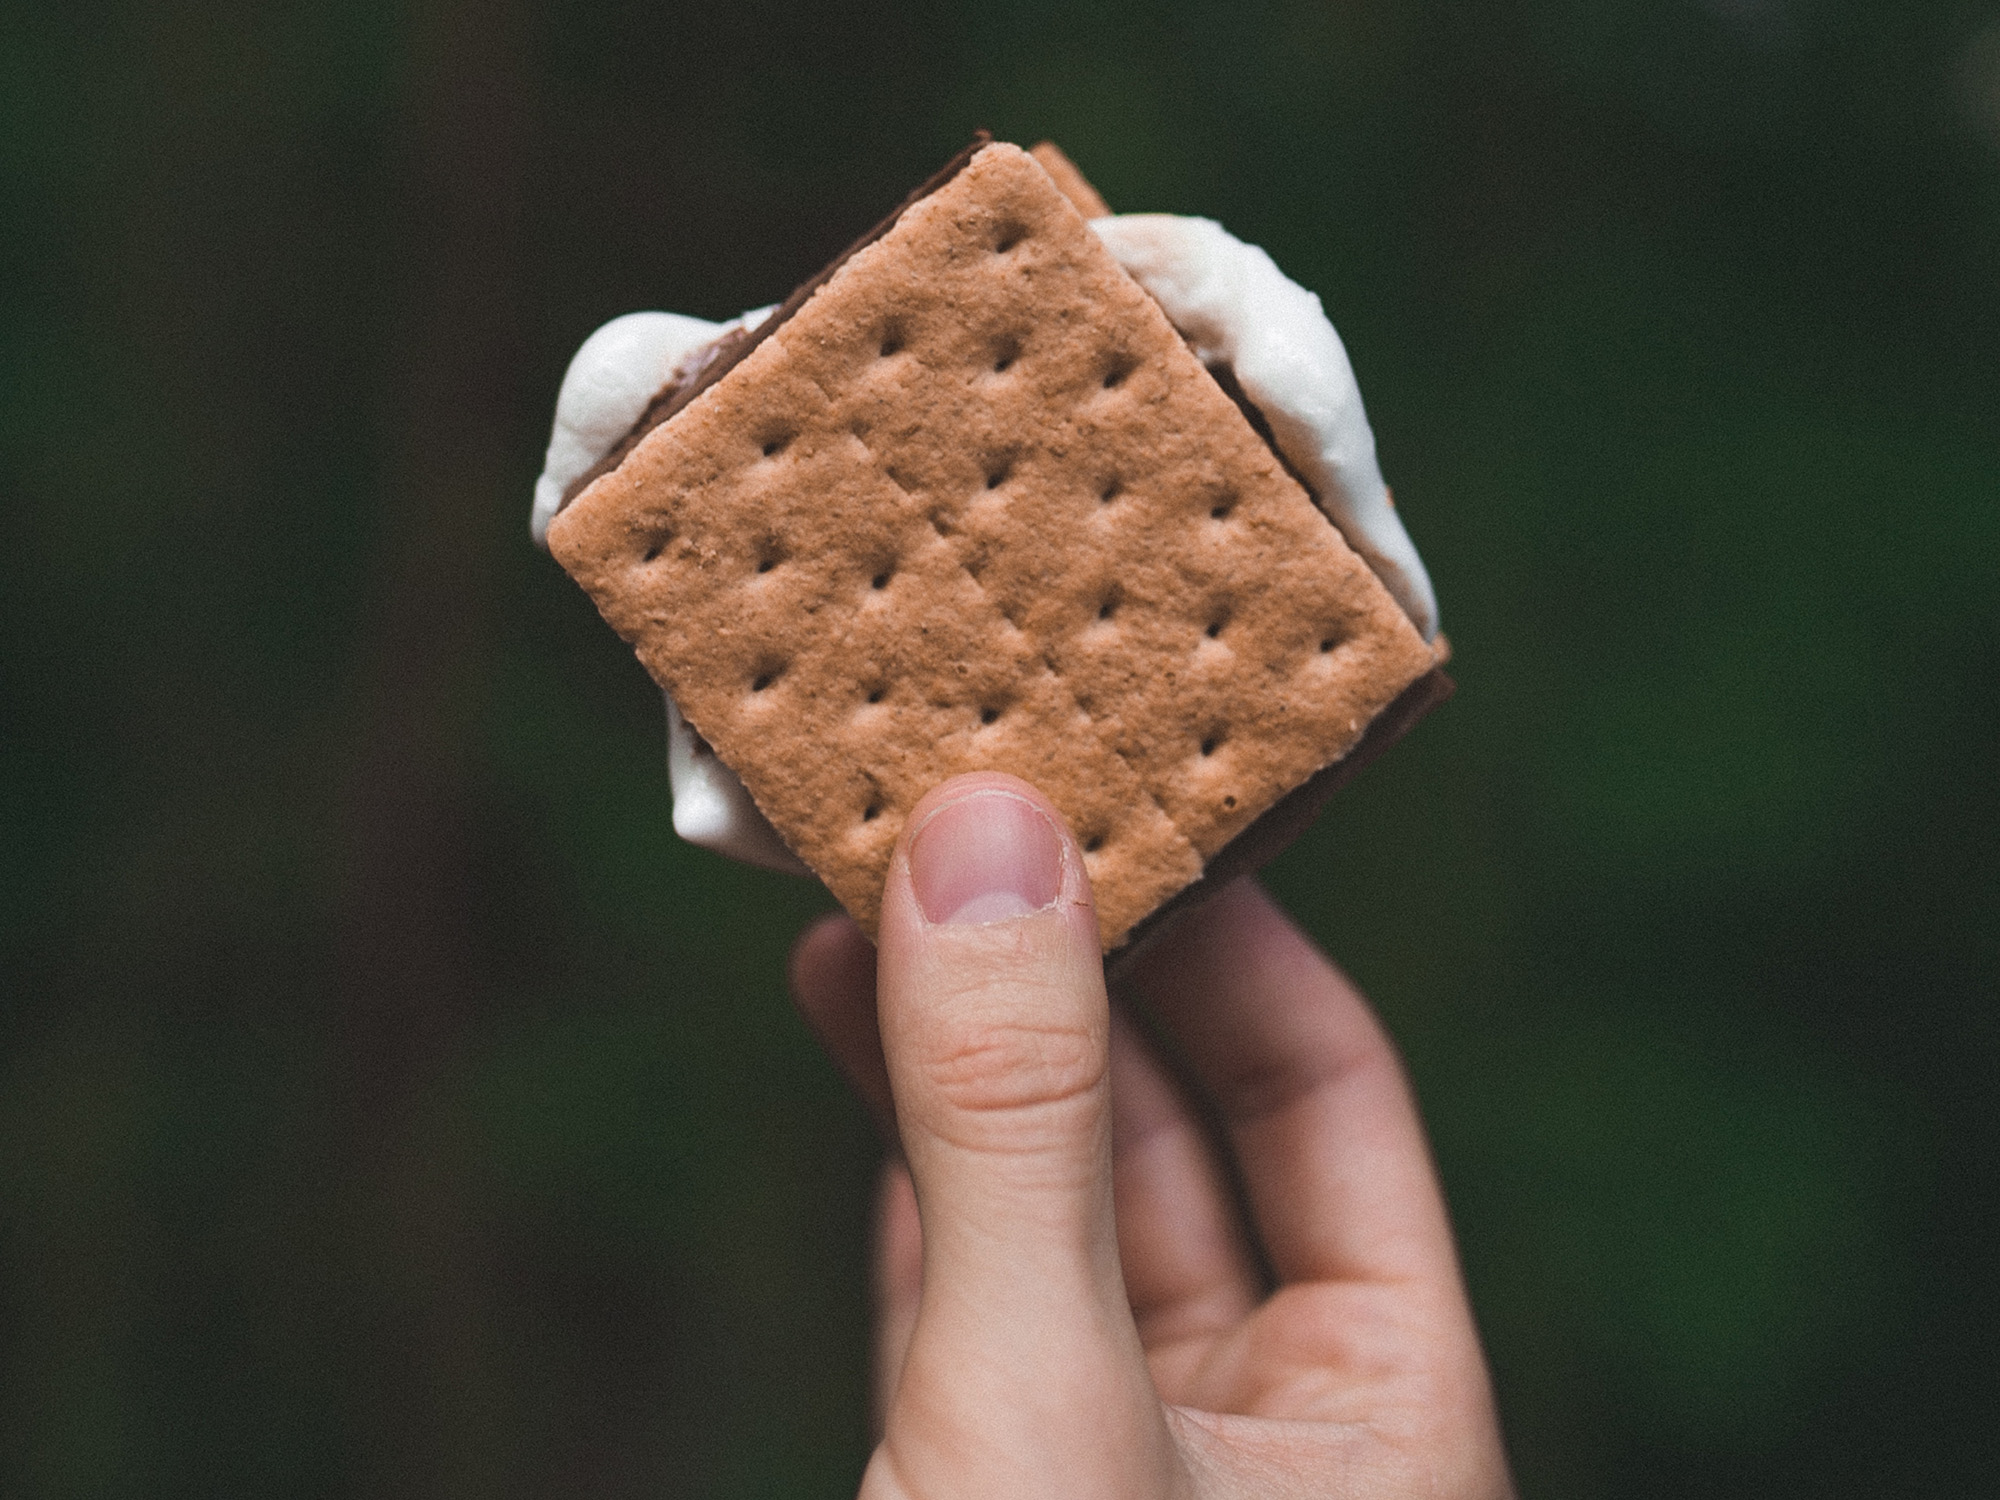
[533,136,1451,952]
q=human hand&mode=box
[790,772,1514,1499]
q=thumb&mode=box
[871,773,1174,1493]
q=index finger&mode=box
[1116,879,1460,1291]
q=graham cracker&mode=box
[1029,140,1112,220]
[548,142,1438,948]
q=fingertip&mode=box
[790,913,897,1136]
[1125,876,1266,972]
[789,911,874,1013]
[899,770,1076,837]
[1123,877,1340,1015]
[887,772,1091,932]
[874,776,1109,1120]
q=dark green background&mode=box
[4,0,1997,1494]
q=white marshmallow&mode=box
[1090,215,1437,639]
[531,307,773,547]
[665,696,811,875]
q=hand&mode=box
[790,772,1514,1499]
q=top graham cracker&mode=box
[547,142,1438,948]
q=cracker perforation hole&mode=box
[1319,635,1339,653]
[1099,479,1121,504]
[870,567,892,590]
[1210,496,1236,521]
[878,327,904,358]
[984,459,1012,490]
[1200,733,1223,758]
[755,545,783,575]
[1102,357,1135,389]
[865,685,886,705]
[991,335,1021,374]
[1205,612,1229,639]
[930,510,953,537]
[1083,833,1106,854]
[641,532,671,564]
[862,801,883,822]
[1223,794,1237,809]
[993,222,1027,253]
[750,666,783,694]
[979,705,1002,726]
[760,432,793,458]
[1097,593,1119,622]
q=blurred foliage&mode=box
[3,0,1997,1495]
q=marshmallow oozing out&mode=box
[1090,215,1437,640]
[531,217,1436,872]
[531,307,775,548]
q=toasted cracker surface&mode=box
[549,143,1435,947]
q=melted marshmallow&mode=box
[665,697,811,875]
[531,307,773,547]
[531,218,1435,870]
[531,303,804,873]
[1090,215,1437,639]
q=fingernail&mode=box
[908,790,1064,925]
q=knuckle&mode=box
[920,1012,1105,1121]
[1212,1021,1398,1127]
[1211,1051,1325,1125]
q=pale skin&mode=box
[788,771,1515,1499]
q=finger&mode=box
[1120,878,1460,1290]
[874,773,1177,1488]
[787,913,895,1140]
[1109,1006,1260,1350]
[870,1160,922,1439]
